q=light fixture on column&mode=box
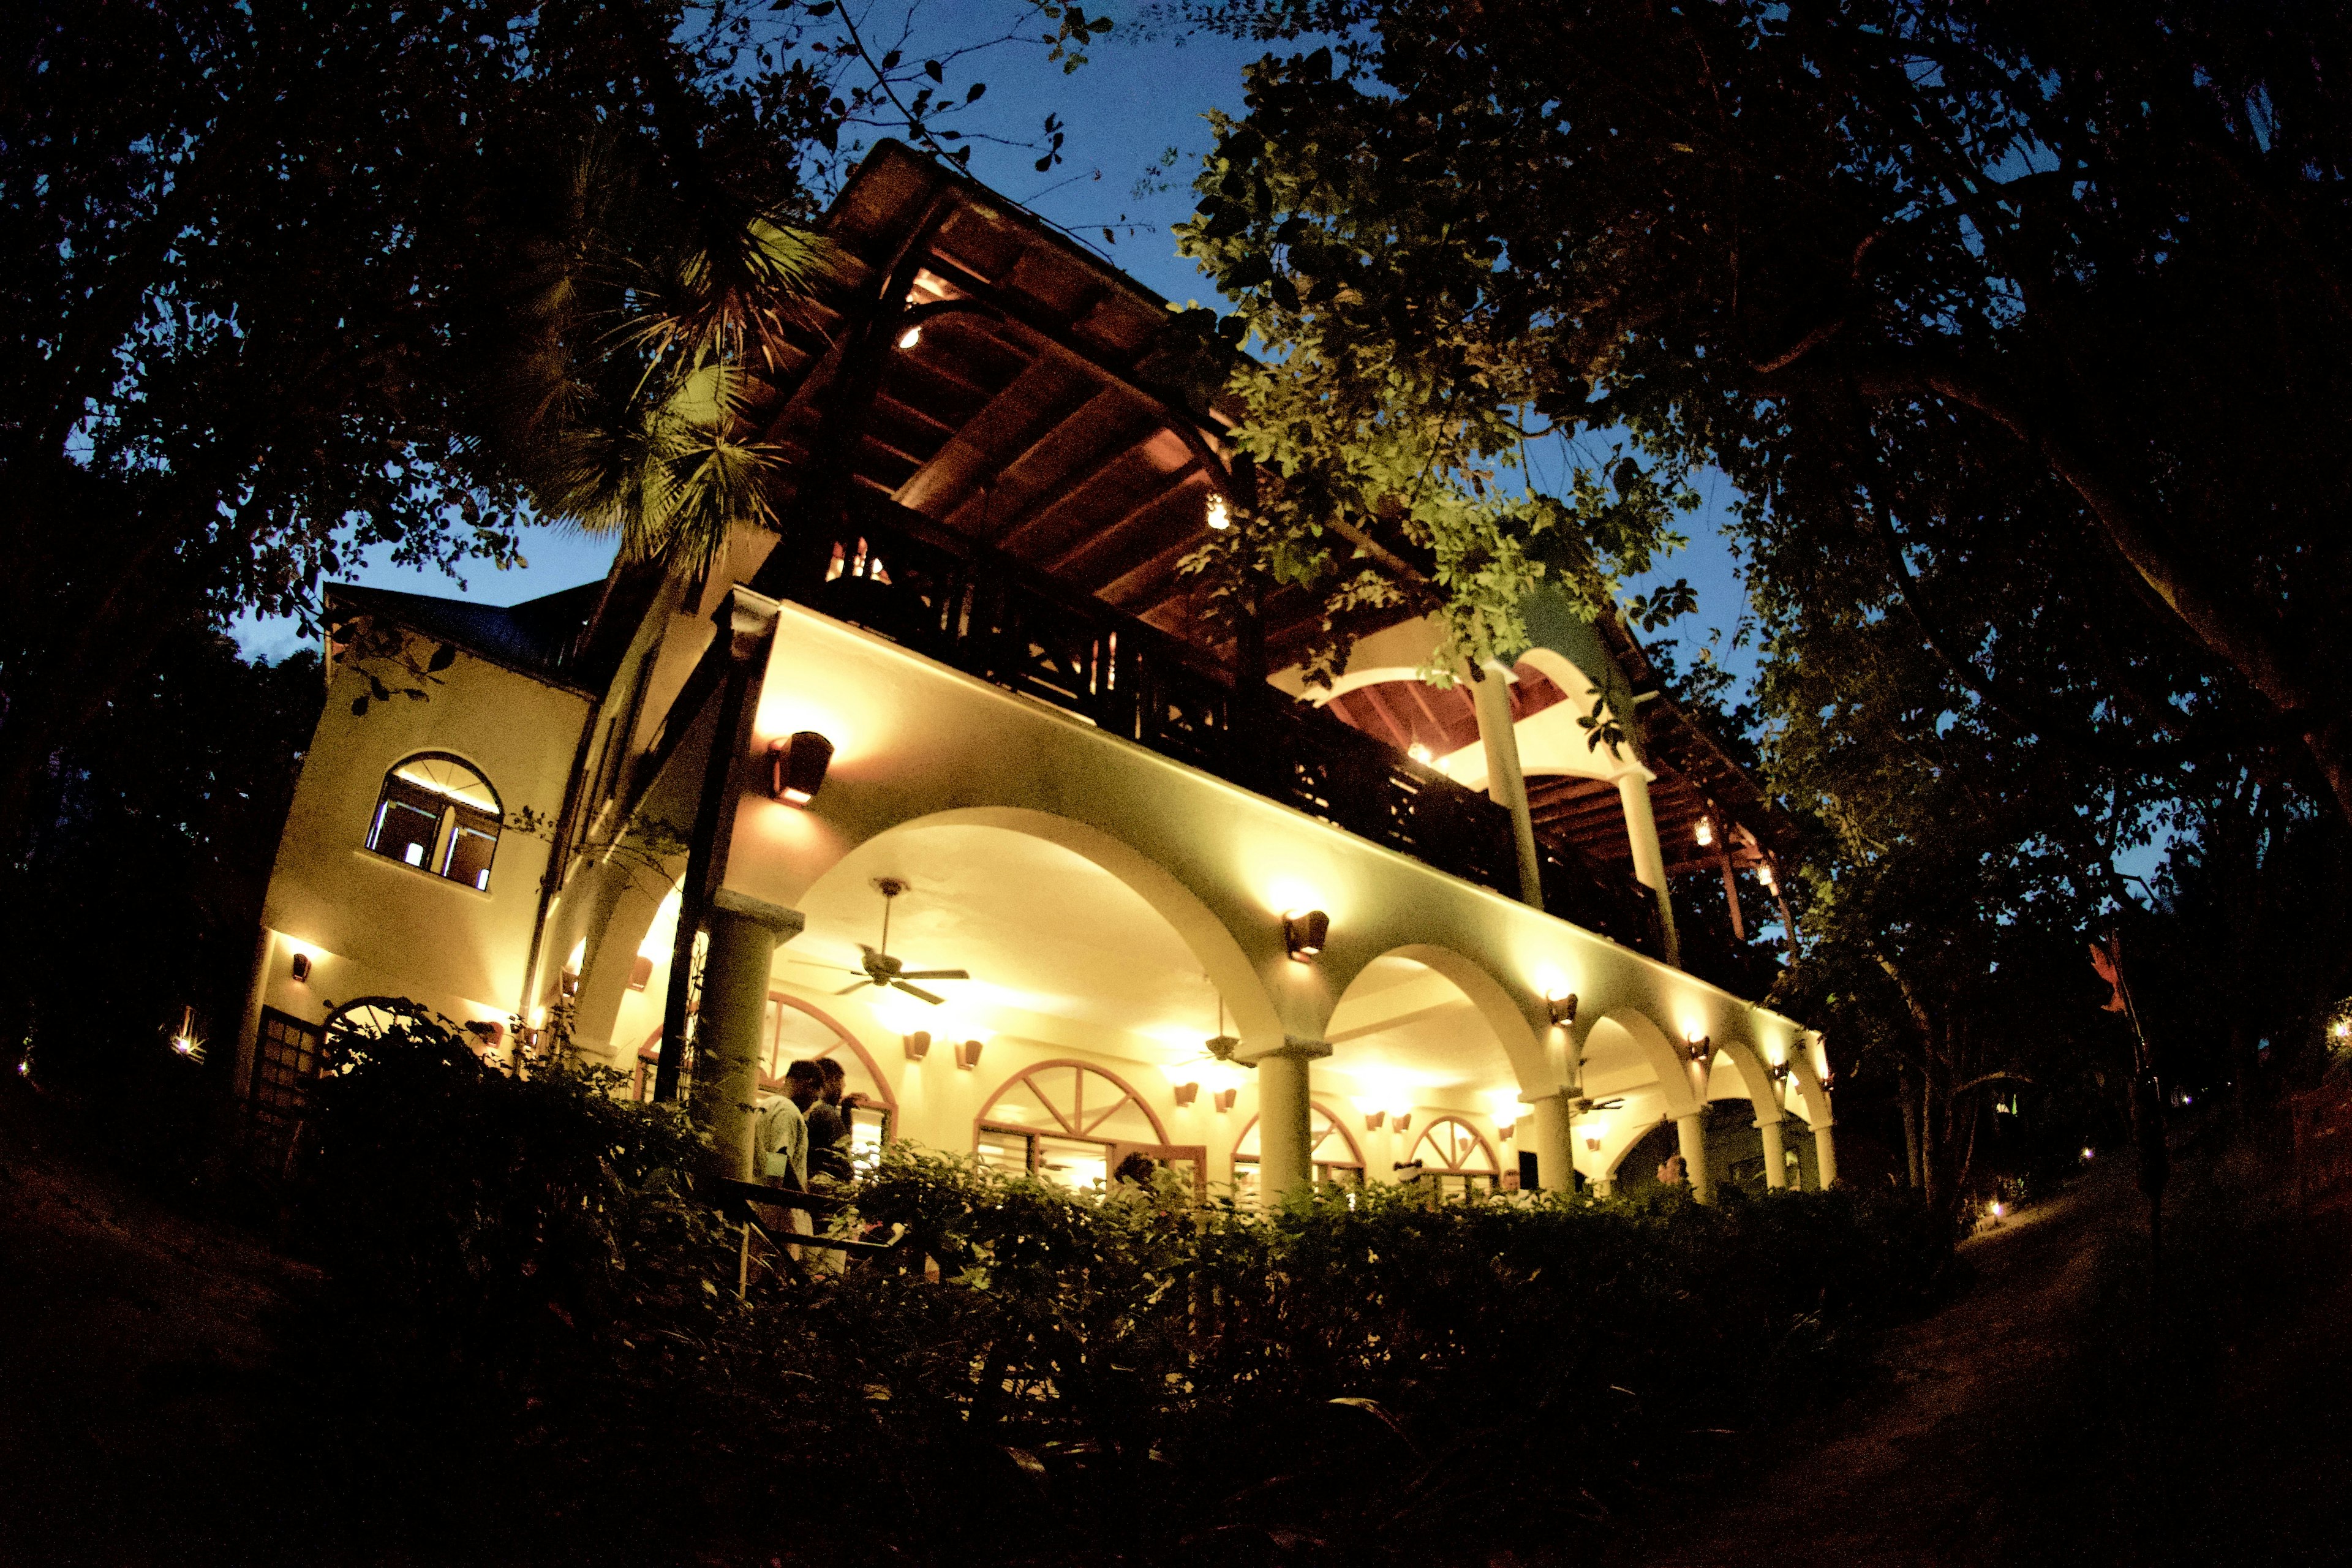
[1212,1087,1237,1113]
[1283,908,1329,962]
[1545,990,1578,1027]
[1172,1081,1200,1108]
[954,1038,984,1071]
[290,952,312,984]
[768,730,835,806]
[903,1030,932,1063]
[1683,1033,1713,1065]
[1767,1060,1792,1084]
[1695,817,1716,847]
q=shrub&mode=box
[289,1013,1950,1566]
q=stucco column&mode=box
[1675,1110,1714,1204]
[1757,1116,1789,1190]
[1615,771,1681,967]
[1525,1091,1575,1193]
[1468,665,1546,910]
[1254,1036,1330,1201]
[688,889,804,1182]
[1814,1120,1840,1188]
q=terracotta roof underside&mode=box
[1327,658,1797,882]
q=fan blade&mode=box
[788,957,862,975]
[835,980,873,996]
[894,968,969,981]
[891,981,946,1006]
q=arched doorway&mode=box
[975,1060,1202,1197]
[634,994,897,1167]
[1232,1101,1364,1204]
[1405,1115,1501,1203]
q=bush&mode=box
[289,1014,1951,1566]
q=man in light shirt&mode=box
[757,1060,827,1254]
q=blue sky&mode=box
[230,3,1756,694]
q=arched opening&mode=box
[632,993,897,1166]
[1321,946,1544,1188]
[1231,1101,1364,1204]
[1406,1115,1501,1203]
[756,815,1257,1186]
[365,753,502,889]
[975,1060,1175,1193]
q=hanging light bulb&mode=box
[1695,817,1715,847]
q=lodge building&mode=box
[234,142,1836,1204]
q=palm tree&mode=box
[469,135,839,574]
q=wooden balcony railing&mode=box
[762,496,1668,958]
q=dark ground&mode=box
[4,1080,2348,1566]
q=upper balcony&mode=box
[611,141,1792,993]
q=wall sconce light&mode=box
[1683,1034,1713,1065]
[769,730,835,806]
[560,967,580,998]
[627,955,654,992]
[1363,1109,1386,1132]
[1767,1060,1792,1083]
[1283,908,1329,962]
[955,1038,984,1071]
[1695,816,1716,847]
[1498,1122,1515,1141]
[1212,1087,1238,1113]
[1172,1081,1200,1108]
[897,324,922,350]
[290,952,312,984]
[903,1030,932,1063]
[1205,494,1232,532]
[464,1020,505,1049]
[1393,1111,1412,1134]
[1546,990,1579,1028]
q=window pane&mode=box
[976,1127,1033,1180]
[368,791,441,867]
[442,820,497,888]
[1031,1134,1108,1192]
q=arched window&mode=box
[1232,1102,1364,1204]
[976,1061,1197,1194]
[366,753,502,889]
[1408,1116,1501,1203]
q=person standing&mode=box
[807,1057,854,1185]
[758,1062,826,1256]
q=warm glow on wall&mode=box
[638,892,681,961]
[1485,1090,1522,1129]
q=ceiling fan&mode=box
[792,877,971,1005]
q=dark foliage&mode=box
[9,626,319,1163]
[289,1012,1950,1566]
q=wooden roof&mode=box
[756,142,1246,647]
